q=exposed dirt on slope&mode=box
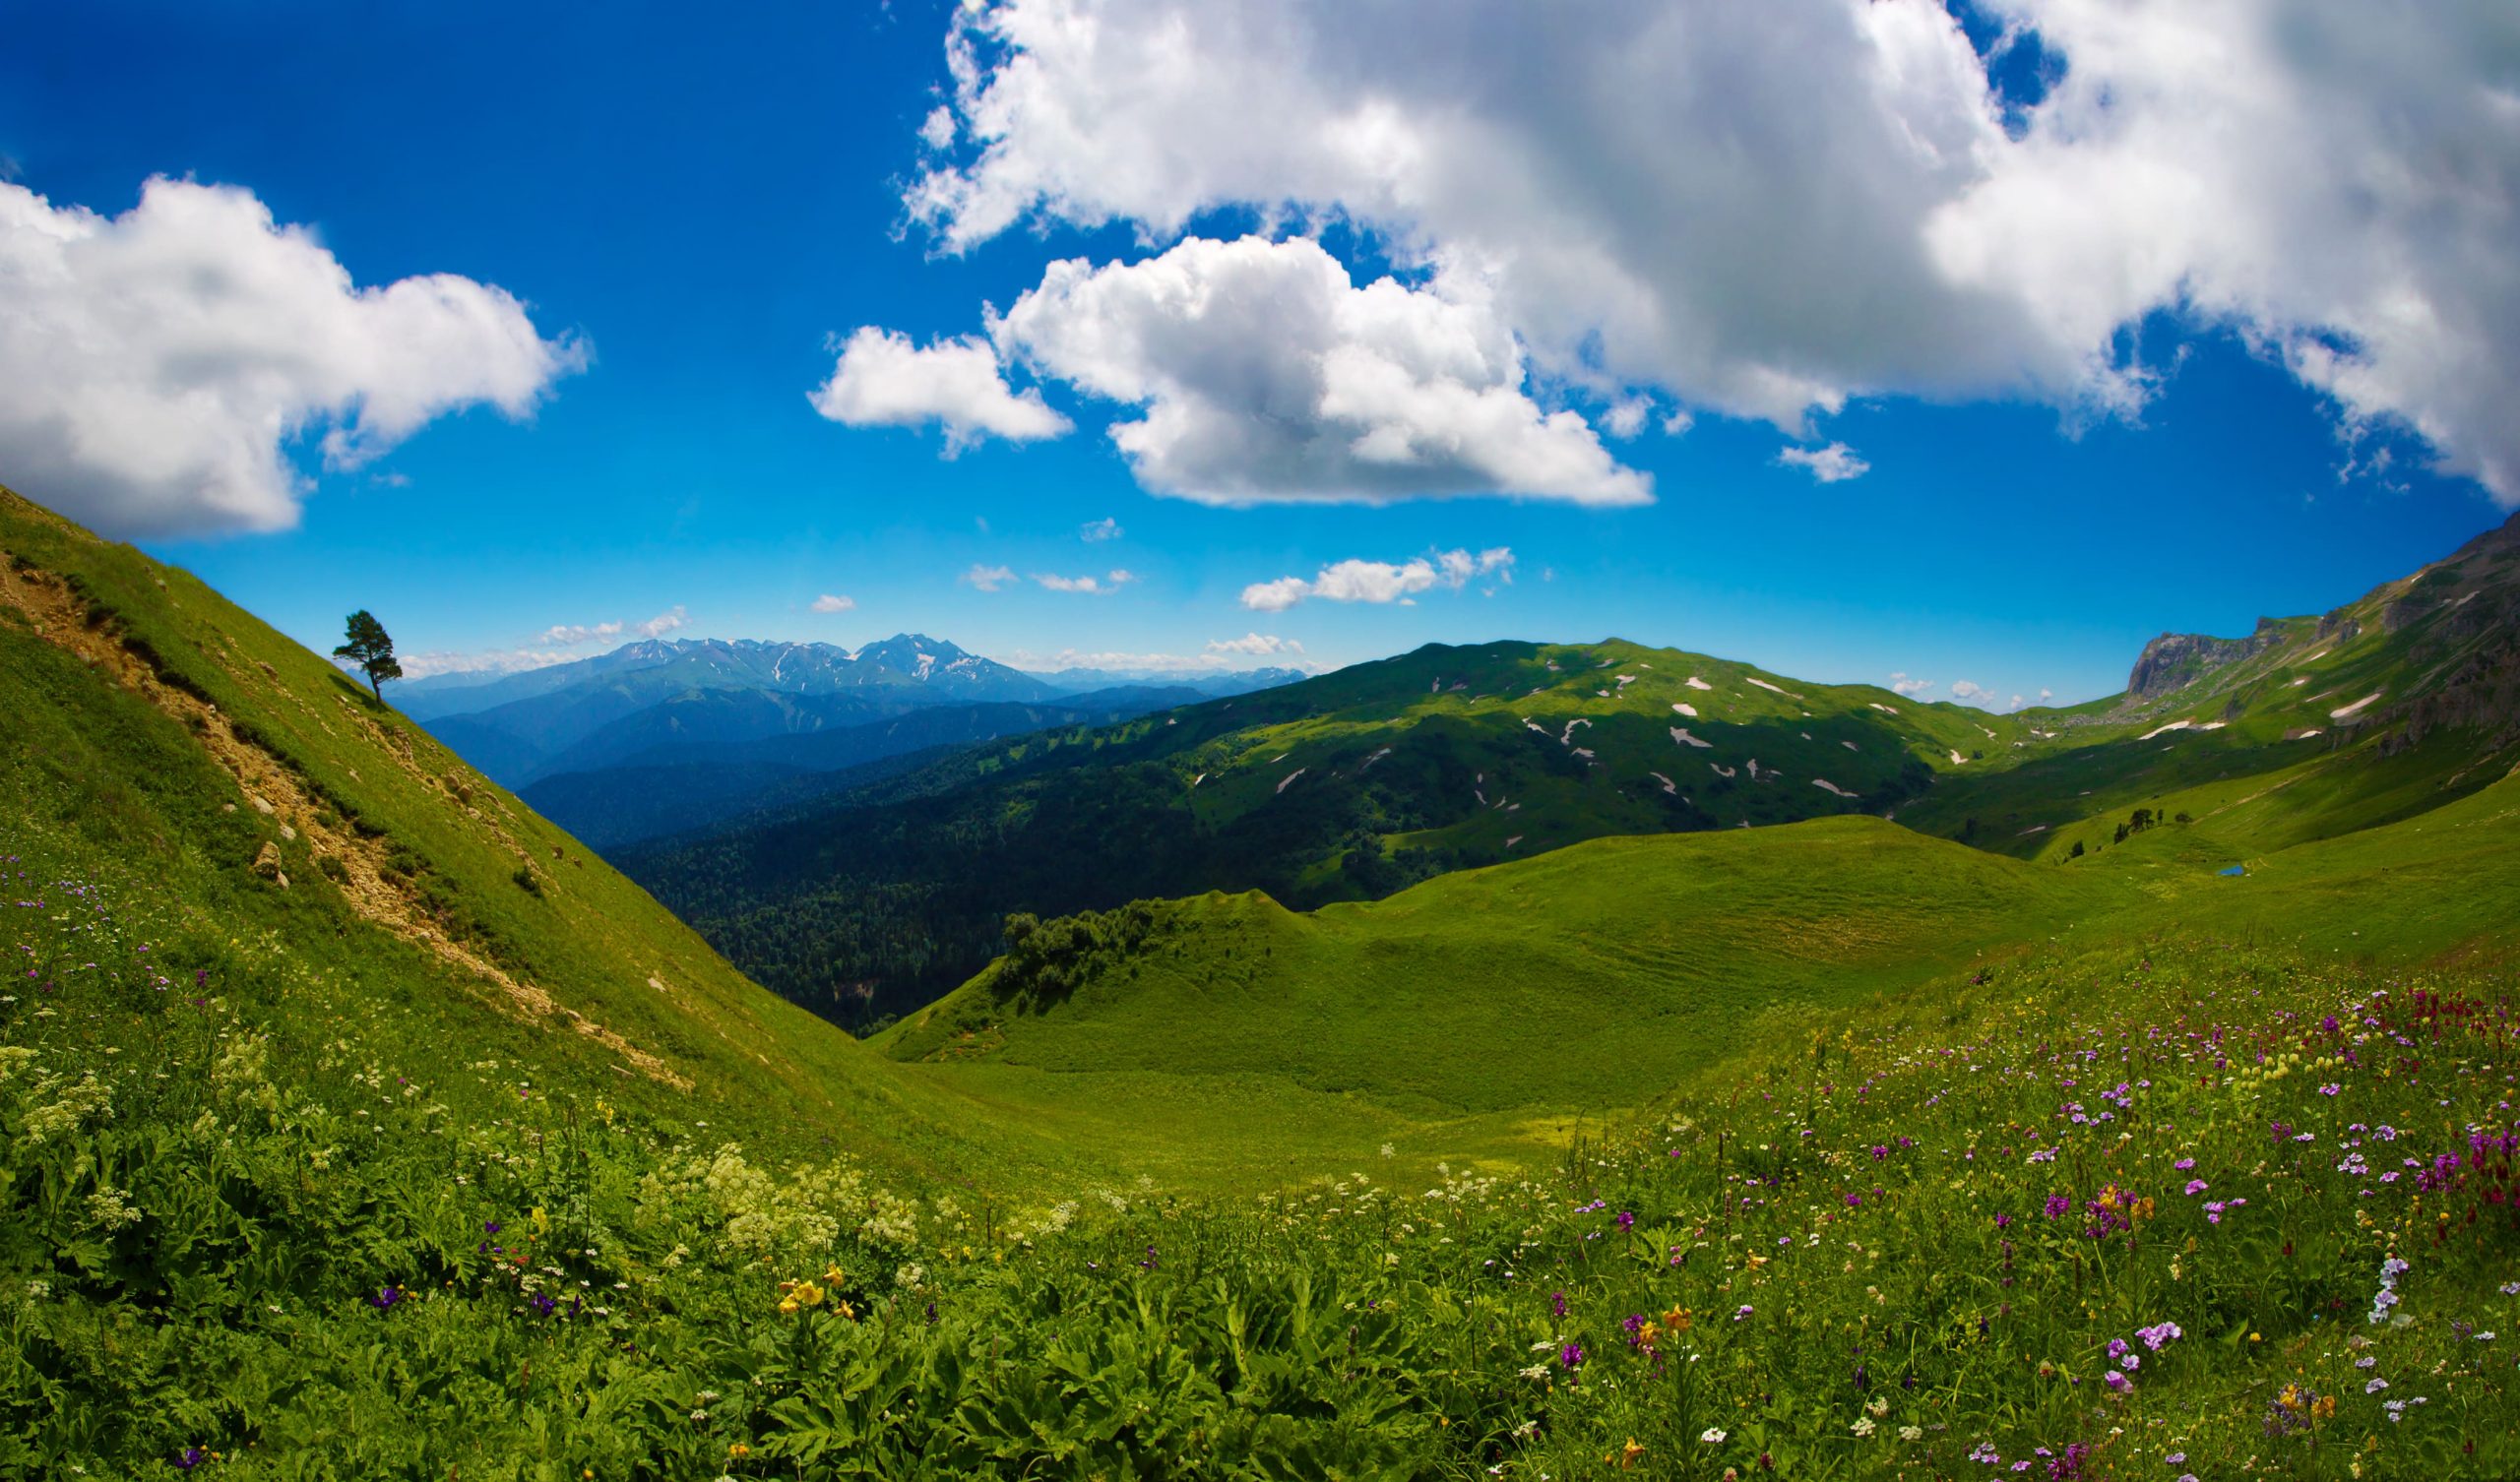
[0,556,689,1088]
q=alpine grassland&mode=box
[5,484,2520,1477]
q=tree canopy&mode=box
[334,610,403,701]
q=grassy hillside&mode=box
[878,819,2115,1110]
[629,637,2046,1024]
[631,514,2520,1033]
[1900,511,2520,861]
[6,482,2520,1475]
[14,848,2515,1474]
[0,486,1090,1186]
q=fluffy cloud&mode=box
[530,604,683,648]
[0,176,586,537]
[1206,632,1304,657]
[808,327,1069,451]
[409,603,684,679]
[535,619,622,646]
[1033,568,1135,593]
[1242,546,1512,612]
[1889,672,1934,698]
[963,563,1018,591]
[810,593,856,613]
[1079,516,1123,541]
[1777,442,1870,483]
[397,648,583,681]
[1949,679,1989,702]
[632,605,688,639]
[908,0,2520,504]
[983,236,1650,505]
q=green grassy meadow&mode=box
[5,484,2520,1476]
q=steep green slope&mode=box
[0,486,1050,1182]
[632,638,2040,1023]
[1900,510,2520,860]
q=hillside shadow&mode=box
[327,671,387,712]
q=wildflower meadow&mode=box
[6,843,2514,1479]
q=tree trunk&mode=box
[367,668,381,702]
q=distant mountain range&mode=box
[397,634,1303,844]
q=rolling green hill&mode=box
[877,818,2116,1111]
[628,636,2052,1023]
[635,513,2520,1030]
[870,762,2520,1129]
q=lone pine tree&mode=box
[334,609,404,701]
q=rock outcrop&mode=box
[2125,618,2284,699]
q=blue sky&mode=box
[3,0,2510,707]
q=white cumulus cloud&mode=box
[1033,568,1136,593]
[1079,516,1123,541]
[396,648,583,681]
[1777,442,1871,483]
[535,619,623,647]
[1949,679,1989,702]
[989,236,1651,506]
[810,593,856,613]
[0,176,586,538]
[808,326,1070,451]
[907,0,2520,505]
[1889,672,1934,698]
[1242,546,1512,612]
[633,606,688,639]
[963,563,1019,591]
[529,604,684,647]
[1206,633,1304,657]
